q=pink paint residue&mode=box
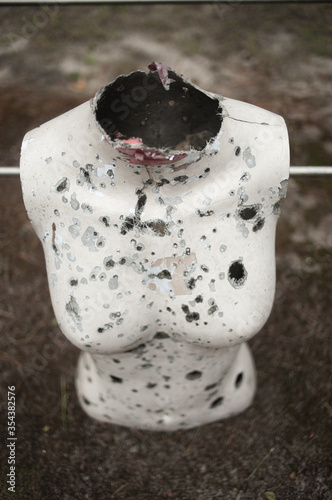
[148,62,175,90]
[118,146,187,167]
[113,136,187,167]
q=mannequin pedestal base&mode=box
[75,341,256,431]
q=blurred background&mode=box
[0,3,331,499]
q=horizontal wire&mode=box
[289,166,332,176]
[1,166,332,176]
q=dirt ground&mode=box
[0,3,331,499]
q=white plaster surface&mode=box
[20,69,289,430]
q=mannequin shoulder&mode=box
[221,97,286,128]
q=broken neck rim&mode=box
[92,68,223,170]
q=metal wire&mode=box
[289,167,332,176]
[1,166,332,176]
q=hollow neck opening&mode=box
[95,69,222,151]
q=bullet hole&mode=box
[81,226,99,250]
[81,165,93,184]
[146,382,157,389]
[273,201,281,216]
[238,204,260,221]
[100,216,110,227]
[136,189,147,215]
[186,274,202,290]
[235,372,243,388]
[195,295,203,303]
[253,217,265,232]
[120,216,136,235]
[104,257,115,269]
[174,175,188,183]
[208,305,218,316]
[156,269,172,279]
[197,209,214,217]
[210,396,224,409]
[157,178,170,187]
[119,257,126,265]
[109,311,121,320]
[55,177,69,193]
[110,375,123,383]
[228,260,247,289]
[235,146,241,156]
[201,264,209,273]
[186,370,202,380]
[70,279,78,286]
[181,304,200,323]
[205,383,217,391]
[82,203,93,214]
[154,332,170,339]
[83,396,91,406]
[240,172,251,182]
[89,269,98,281]
[51,222,59,255]
[187,278,196,290]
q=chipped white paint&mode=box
[20,65,289,431]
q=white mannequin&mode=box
[20,65,289,430]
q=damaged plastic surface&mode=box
[20,63,289,431]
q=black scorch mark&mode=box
[121,188,171,237]
[65,296,82,326]
[52,222,59,254]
